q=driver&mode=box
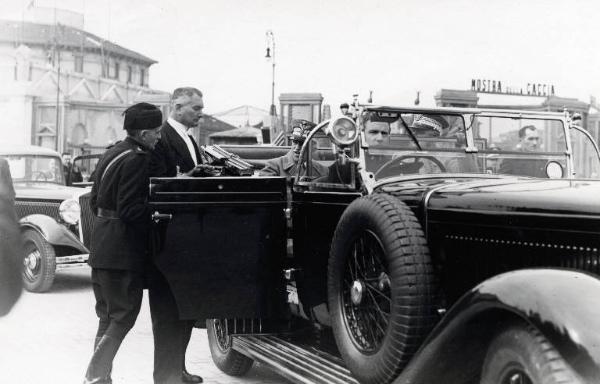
[498,125,547,177]
[364,120,391,146]
[259,119,327,177]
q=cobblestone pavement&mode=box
[0,267,291,384]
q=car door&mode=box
[149,176,289,321]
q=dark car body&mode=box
[149,106,600,384]
[0,145,93,292]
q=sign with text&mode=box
[471,79,555,97]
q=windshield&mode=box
[3,155,65,185]
[361,111,570,181]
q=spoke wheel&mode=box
[342,230,390,354]
[328,194,439,384]
[481,321,579,384]
[206,319,253,376]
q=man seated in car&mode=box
[499,125,547,177]
[259,119,327,178]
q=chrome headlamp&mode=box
[59,199,81,225]
[327,116,358,146]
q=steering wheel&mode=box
[374,155,446,179]
[32,171,48,181]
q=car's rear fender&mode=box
[395,269,600,384]
[19,214,88,254]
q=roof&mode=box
[212,105,270,128]
[209,126,262,138]
[0,20,156,64]
[0,145,61,157]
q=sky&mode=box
[3,0,600,114]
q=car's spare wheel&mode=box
[328,193,438,384]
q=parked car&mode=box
[0,145,93,292]
[149,105,600,384]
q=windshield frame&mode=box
[3,154,66,185]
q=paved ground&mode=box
[0,266,291,384]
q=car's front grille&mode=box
[79,193,94,248]
[15,200,60,221]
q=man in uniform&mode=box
[149,87,205,384]
[259,119,327,178]
[83,102,162,384]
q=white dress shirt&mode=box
[167,117,198,166]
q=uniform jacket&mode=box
[150,121,202,177]
[259,151,328,177]
[88,137,152,272]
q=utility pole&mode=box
[265,30,276,116]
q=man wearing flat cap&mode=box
[83,102,163,384]
[259,119,327,177]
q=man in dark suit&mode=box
[83,103,163,384]
[149,87,205,384]
[499,125,547,178]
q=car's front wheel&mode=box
[206,319,254,376]
[481,321,579,384]
[22,229,56,292]
[328,194,439,384]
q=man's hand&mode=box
[186,164,221,177]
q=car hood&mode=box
[427,177,600,216]
[376,176,600,217]
[14,182,88,201]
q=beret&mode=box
[122,102,162,131]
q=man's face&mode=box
[62,155,72,164]
[174,94,204,128]
[364,121,390,146]
[141,126,162,150]
[520,128,540,151]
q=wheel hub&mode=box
[25,250,40,269]
[350,280,366,305]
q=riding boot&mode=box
[84,335,122,384]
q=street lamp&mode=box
[265,30,276,116]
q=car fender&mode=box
[394,269,600,384]
[19,214,89,254]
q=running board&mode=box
[233,335,358,384]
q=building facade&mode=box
[0,7,170,155]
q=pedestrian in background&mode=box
[83,102,162,384]
[148,87,205,384]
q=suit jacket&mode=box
[499,157,547,178]
[150,121,202,177]
[88,137,152,272]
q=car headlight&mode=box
[328,116,358,146]
[59,199,81,225]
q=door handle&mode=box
[152,211,173,223]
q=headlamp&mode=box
[59,199,81,225]
[328,117,358,146]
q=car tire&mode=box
[22,229,56,293]
[206,319,254,376]
[481,321,579,384]
[328,193,438,384]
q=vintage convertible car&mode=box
[0,145,93,292]
[149,105,600,384]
